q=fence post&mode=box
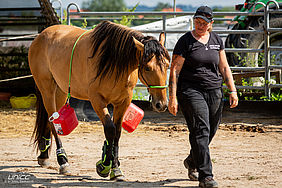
[67,3,80,25]
[162,15,167,47]
[255,0,280,99]
[264,4,271,99]
[265,0,280,98]
[256,1,271,98]
[162,15,168,95]
[51,0,63,21]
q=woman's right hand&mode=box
[168,97,178,116]
[168,54,184,116]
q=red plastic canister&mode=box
[49,104,78,136]
[122,103,144,133]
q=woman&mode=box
[168,6,238,188]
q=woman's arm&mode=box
[218,49,238,108]
[168,54,185,115]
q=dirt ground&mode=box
[0,107,281,188]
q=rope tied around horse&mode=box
[67,29,90,104]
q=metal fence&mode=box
[66,1,282,99]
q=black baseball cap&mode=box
[193,6,213,23]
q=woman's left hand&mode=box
[229,92,238,108]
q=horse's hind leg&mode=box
[36,86,52,167]
[35,77,69,174]
[37,131,51,167]
[54,86,70,174]
[35,85,52,167]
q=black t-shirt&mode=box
[173,31,224,90]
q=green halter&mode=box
[149,85,168,89]
[138,65,168,89]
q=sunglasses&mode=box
[194,19,210,26]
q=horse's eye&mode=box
[144,67,151,71]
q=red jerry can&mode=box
[122,103,144,133]
[49,104,78,136]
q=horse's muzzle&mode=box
[152,101,167,112]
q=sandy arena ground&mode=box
[0,107,281,188]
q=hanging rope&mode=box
[67,30,90,103]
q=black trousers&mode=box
[177,86,224,181]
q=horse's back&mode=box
[29,25,86,69]
[29,25,84,58]
[29,25,78,65]
[28,25,88,95]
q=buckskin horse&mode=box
[28,20,170,180]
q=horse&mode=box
[28,20,170,180]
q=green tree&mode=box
[114,3,139,26]
[82,0,126,11]
[154,2,172,11]
[213,6,234,24]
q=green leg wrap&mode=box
[56,147,68,165]
[96,140,113,178]
[39,136,51,153]
[96,160,112,177]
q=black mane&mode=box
[90,21,169,81]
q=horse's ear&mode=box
[159,32,165,46]
[132,37,144,52]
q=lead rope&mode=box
[67,30,90,104]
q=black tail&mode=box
[32,86,50,151]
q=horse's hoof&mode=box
[37,157,49,167]
[59,162,70,174]
[110,167,125,181]
[96,160,112,178]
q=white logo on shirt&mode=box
[209,45,220,50]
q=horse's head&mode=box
[133,33,170,112]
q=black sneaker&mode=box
[183,157,198,181]
[199,177,218,188]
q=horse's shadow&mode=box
[0,165,198,188]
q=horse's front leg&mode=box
[90,96,116,178]
[110,99,131,181]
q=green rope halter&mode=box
[149,85,168,89]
